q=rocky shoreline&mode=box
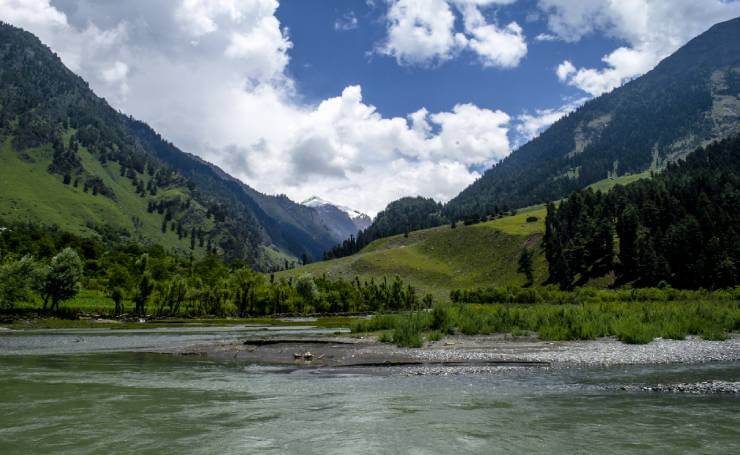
[170,333,740,369]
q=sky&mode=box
[1,0,739,215]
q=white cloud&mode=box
[0,0,516,216]
[534,32,556,41]
[379,0,466,65]
[460,3,527,68]
[334,11,358,31]
[379,0,526,68]
[555,60,575,81]
[539,0,740,95]
[100,61,129,99]
[516,97,586,142]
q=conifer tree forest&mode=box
[543,136,740,290]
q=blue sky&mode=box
[3,0,740,214]
[279,0,618,122]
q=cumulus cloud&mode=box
[539,0,740,95]
[0,0,516,215]
[459,3,527,68]
[379,0,467,65]
[379,0,526,68]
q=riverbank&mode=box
[170,332,740,370]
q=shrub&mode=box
[430,304,452,333]
[427,330,443,342]
[613,319,655,344]
[393,312,423,348]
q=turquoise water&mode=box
[0,328,738,454]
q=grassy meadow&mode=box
[276,205,551,301]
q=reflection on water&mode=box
[0,329,738,454]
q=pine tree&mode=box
[517,248,534,286]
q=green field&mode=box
[277,206,551,301]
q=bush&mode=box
[427,330,443,342]
[538,324,570,341]
[430,304,453,333]
[613,319,656,344]
[393,312,423,348]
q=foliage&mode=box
[0,255,38,309]
[0,222,429,317]
[517,248,534,286]
[449,285,740,305]
[38,248,83,311]
[544,136,740,289]
[356,299,739,346]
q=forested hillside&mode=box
[324,196,446,259]
[446,17,740,220]
[0,22,338,267]
[544,136,740,290]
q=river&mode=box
[0,326,738,454]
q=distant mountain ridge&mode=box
[301,196,371,242]
[0,22,339,267]
[445,16,740,220]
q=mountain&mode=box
[0,22,337,268]
[446,16,740,220]
[301,196,371,241]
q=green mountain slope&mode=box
[278,206,551,301]
[446,17,740,220]
[0,137,206,253]
[0,22,338,266]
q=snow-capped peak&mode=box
[301,196,370,222]
[302,196,333,208]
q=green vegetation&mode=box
[586,171,651,193]
[278,206,549,301]
[353,297,739,347]
[325,196,446,259]
[0,219,432,319]
[545,136,740,290]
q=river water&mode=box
[0,326,738,454]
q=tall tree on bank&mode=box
[39,248,83,311]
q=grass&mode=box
[352,300,739,347]
[0,137,205,253]
[277,206,552,301]
[587,171,651,193]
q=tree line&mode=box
[0,221,430,316]
[543,136,740,290]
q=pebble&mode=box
[621,381,740,394]
[407,336,740,367]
